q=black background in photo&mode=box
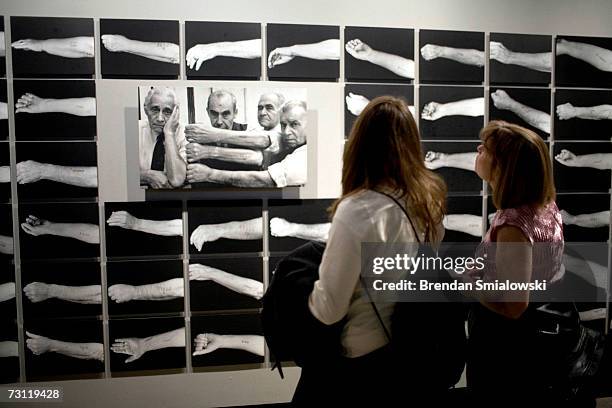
[13,80,96,141]
[344,26,414,83]
[0,319,19,384]
[107,260,184,317]
[489,33,551,86]
[0,264,16,321]
[104,201,182,259]
[554,89,612,140]
[188,200,262,256]
[344,83,413,139]
[0,142,10,202]
[0,204,13,264]
[16,141,98,202]
[419,30,484,84]
[11,17,94,78]
[18,202,100,260]
[556,36,612,88]
[553,142,612,192]
[445,196,483,242]
[21,261,101,319]
[190,257,262,312]
[419,86,484,140]
[0,80,8,140]
[100,19,180,79]
[489,87,551,140]
[191,313,263,368]
[422,142,481,193]
[185,21,261,80]
[267,24,339,82]
[0,18,5,78]
[109,317,185,373]
[556,194,610,241]
[25,318,103,381]
[268,199,333,253]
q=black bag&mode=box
[261,241,344,378]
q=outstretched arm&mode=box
[560,209,609,228]
[556,103,612,120]
[0,166,9,183]
[0,235,13,255]
[345,39,414,78]
[345,93,415,117]
[421,97,484,120]
[421,44,485,67]
[424,151,477,172]
[102,34,179,64]
[189,264,263,300]
[12,37,94,58]
[0,282,15,302]
[106,211,182,237]
[193,333,264,357]
[21,215,100,244]
[186,39,261,70]
[443,214,482,237]
[557,39,612,72]
[555,149,612,170]
[184,124,272,149]
[189,217,263,251]
[26,331,104,361]
[186,144,263,166]
[0,102,7,120]
[187,163,275,187]
[0,341,18,358]
[490,41,551,72]
[268,39,340,68]
[111,328,185,363]
[23,282,101,304]
[563,253,608,290]
[17,161,98,188]
[15,94,96,116]
[108,279,184,303]
[491,90,550,134]
[269,217,330,242]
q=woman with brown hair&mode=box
[292,96,447,405]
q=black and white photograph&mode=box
[561,243,609,304]
[15,141,98,202]
[0,18,5,78]
[489,87,551,140]
[344,83,413,139]
[188,200,262,256]
[185,21,261,80]
[0,204,13,264]
[0,142,10,202]
[21,261,101,319]
[422,141,482,193]
[444,196,483,242]
[104,201,182,259]
[100,19,180,79]
[138,85,308,189]
[24,318,104,381]
[555,35,612,88]
[489,33,552,86]
[266,24,340,82]
[18,202,100,261]
[553,142,612,193]
[0,320,19,384]
[419,86,484,140]
[556,194,610,242]
[109,317,185,374]
[191,313,264,369]
[106,260,184,317]
[0,264,16,322]
[554,89,612,141]
[268,199,333,253]
[419,29,484,84]
[13,79,96,141]
[344,26,414,83]
[10,16,94,78]
[189,257,262,312]
[0,80,8,140]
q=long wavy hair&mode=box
[330,96,447,242]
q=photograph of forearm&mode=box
[443,196,483,242]
[106,260,184,317]
[188,200,263,255]
[556,194,610,242]
[268,199,334,253]
[419,85,484,140]
[344,83,413,139]
[553,142,612,193]
[0,205,14,264]
[189,257,263,312]
[0,320,19,384]
[109,317,185,373]
[0,18,5,78]
[489,33,552,86]
[10,16,94,78]
[419,29,484,84]
[21,261,101,319]
[25,318,104,381]
[489,87,551,139]
[104,201,182,259]
[561,244,609,305]
[100,19,180,79]
[344,26,414,83]
[556,35,612,88]
[422,141,482,193]
[12,79,96,141]
[18,202,100,260]
[185,21,261,79]
[0,268,16,322]
[266,23,340,81]
[15,141,98,201]
[191,313,264,369]
[0,142,10,202]
[0,80,7,140]
[554,89,612,140]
